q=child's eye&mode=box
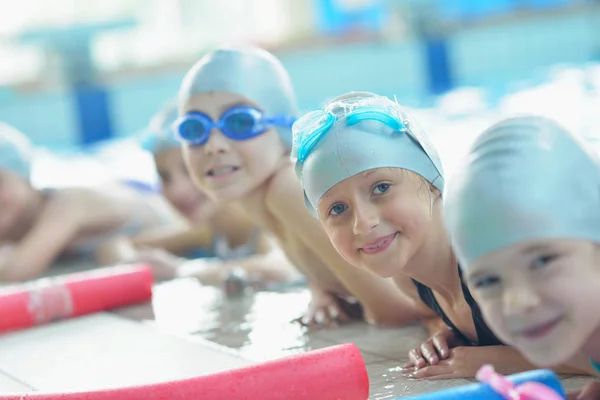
[531,254,559,270]
[472,276,500,289]
[328,203,347,216]
[372,183,390,195]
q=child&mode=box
[175,46,415,326]
[0,121,185,281]
[292,92,585,377]
[133,100,300,286]
[444,115,600,378]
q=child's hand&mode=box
[134,247,185,281]
[401,346,487,379]
[401,345,529,380]
[299,288,350,328]
[567,382,600,400]
[403,327,464,369]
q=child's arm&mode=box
[267,165,423,326]
[94,236,140,266]
[176,247,301,286]
[129,229,300,285]
[0,194,80,281]
[131,203,259,257]
[422,317,449,336]
[403,345,592,379]
[130,226,213,256]
[567,382,600,400]
[564,352,600,376]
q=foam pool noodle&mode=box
[0,343,369,400]
[397,368,565,399]
[0,264,153,334]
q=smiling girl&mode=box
[444,115,600,379]
[292,92,586,377]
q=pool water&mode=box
[119,278,596,399]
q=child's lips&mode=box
[514,316,563,340]
[359,233,397,255]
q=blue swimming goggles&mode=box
[173,105,296,146]
[293,103,409,163]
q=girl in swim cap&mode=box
[134,100,299,286]
[141,99,220,227]
[444,115,600,379]
[0,122,186,281]
[175,46,414,326]
[293,93,585,377]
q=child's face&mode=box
[0,170,35,240]
[181,92,286,202]
[466,239,600,367]
[154,147,216,223]
[316,167,436,278]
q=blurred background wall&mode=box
[0,0,598,150]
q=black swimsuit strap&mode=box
[412,266,503,347]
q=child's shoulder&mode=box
[45,186,110,216]
[34,187,89,227]
[51,186,97,203]
[264,161,303,215]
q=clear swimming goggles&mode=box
[173,105,296,146]
[293,102,409,163]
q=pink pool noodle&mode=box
[0,343,368,400]
[0,264,153,333]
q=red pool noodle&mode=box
[0,343,368,400]
[0,264,153,334]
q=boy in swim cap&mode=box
[0,122,184,281]
[135,100,299,286]
[293,93,586,377]
[141,99,219,226]
[445,116,600,379]
[175,47,414,326]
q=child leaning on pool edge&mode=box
[291,92,589,377]
[0,122,185,281]
[173,46,421,326]
[133,99,300,287]
[444,115,600,379]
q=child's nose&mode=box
[352,202,380,236]
[502,280,541,317]
[204,129,231,156]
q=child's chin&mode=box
[213,187,248,202]
[520,348,568,369]
[367,264,397,279]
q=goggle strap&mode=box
[345,109,406,132]
[297,113,337,162]
[264,115,297,128]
